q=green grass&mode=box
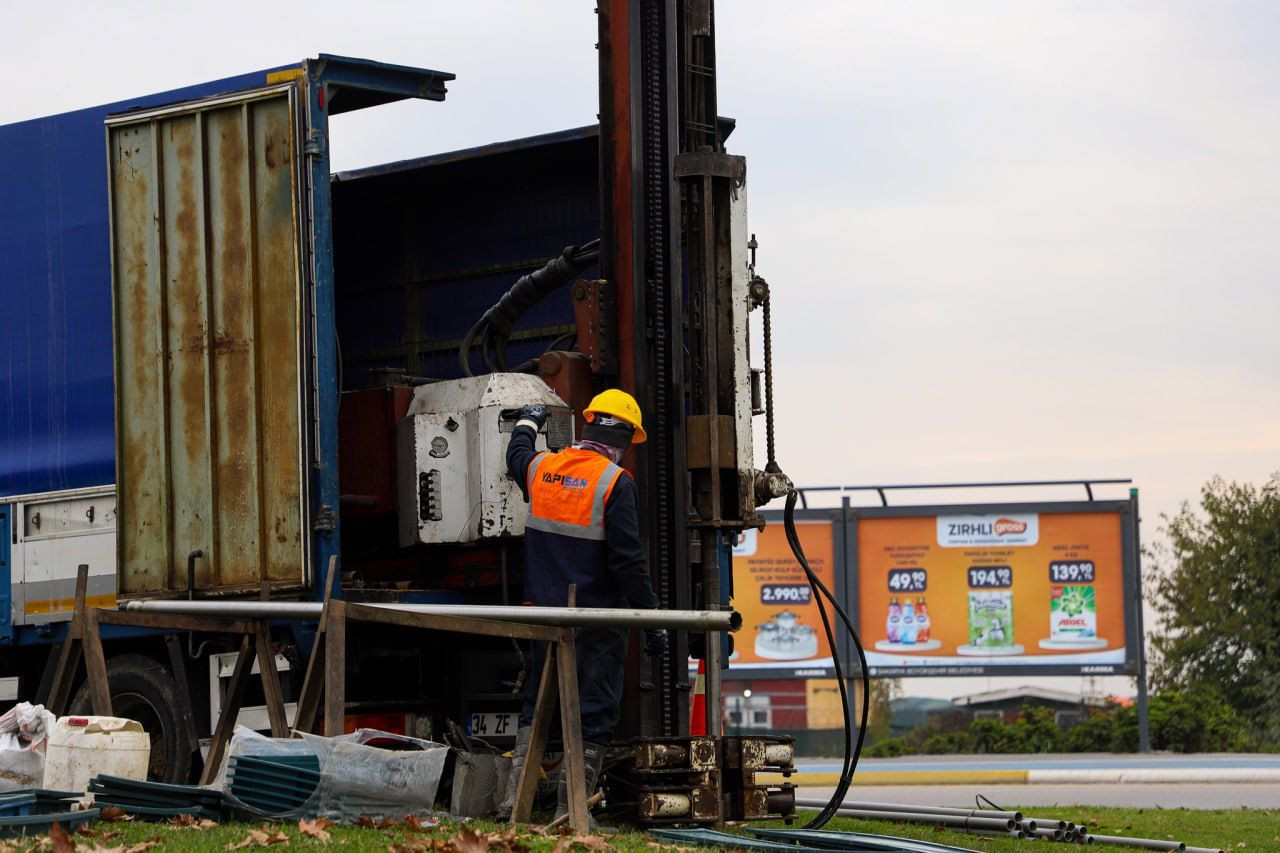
[15,805,1275,851]
[762,806,1273,852]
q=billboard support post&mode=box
[1131,488,1151,753]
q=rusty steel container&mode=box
[101,57,452,595]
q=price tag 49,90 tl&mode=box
[887,569,927,593]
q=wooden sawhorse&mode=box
[45,565,292,785]
[293,573,592,832]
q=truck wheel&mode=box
[69,653,196,783]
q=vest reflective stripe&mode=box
[526,451,550,496]
[526,514,607,541]
[528,449,625,538]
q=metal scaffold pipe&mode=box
[120,600,741,632]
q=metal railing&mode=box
[795,478,1133,508]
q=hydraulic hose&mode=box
[458,241,599,377]
[784,489,870,829]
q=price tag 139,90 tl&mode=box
[1049,560,1096,583]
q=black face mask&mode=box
[581,420,634,450]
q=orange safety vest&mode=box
[526,448,624,540]
[523,448,626,606]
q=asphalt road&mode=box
[796,782,1280,809]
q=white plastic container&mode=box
[44,716,151,796]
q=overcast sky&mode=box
[4,1,1277,699]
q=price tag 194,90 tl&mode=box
[968,565,1013,588]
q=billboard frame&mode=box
[724,507,850,681]
[849,498,1142,678]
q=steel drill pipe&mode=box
[120,600,741,631]
[967,828,1027,840]
[795,798,1023,822]
[1025,816,1067,831]
[1089,835,1185,851]
[810,807,1016,833]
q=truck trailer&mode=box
[0,3,807,826]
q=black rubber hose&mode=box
[458,318,487,377]
[481,325,499,374]
[784,490,870,828]
[457,242,599,378]
[483,246,588,340]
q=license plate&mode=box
[469,712,517,739]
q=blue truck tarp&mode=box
[0,67,288,498]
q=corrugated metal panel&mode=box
[108,88,306,594]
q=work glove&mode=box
[644,628,669,658]
[518,404,549,430]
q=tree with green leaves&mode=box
[1147,474,1280,745]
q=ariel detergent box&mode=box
[1049,585,1097,641]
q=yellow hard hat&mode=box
[585,389,647,443]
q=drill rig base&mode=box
[602,735,797,828]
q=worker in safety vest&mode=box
[496,389,667,822]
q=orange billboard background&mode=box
[858,511,1127,664]
[730,521,835,669]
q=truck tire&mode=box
[69,653,196,784]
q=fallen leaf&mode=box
[229,829,288,848]
[356,817,397,830]
[98,807,134,823]
[299,818,332,842]
[388,844,429,853]
[169,814,217,830]
[449,826,489,853]
[568,835,611,851]
[125,843,160,853]
[404,815,439,833]
[49,823,74,853]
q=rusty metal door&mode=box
[107,86,308,595]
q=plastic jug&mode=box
[44,716,151,796]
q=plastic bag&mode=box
[0,702,56,752]
[215,726,447,821]
[298,729,448,820]
[0,749,43,792]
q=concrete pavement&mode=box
[764,753,1280,787]
[795,782,1280,810]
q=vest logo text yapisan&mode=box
[542,472,589,490]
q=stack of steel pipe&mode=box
[795,799,1224,851]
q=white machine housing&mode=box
[397,374,573,546]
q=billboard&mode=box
[728,519,838,678]
[854,501,1139,677]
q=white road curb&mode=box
[1028,768,1280,784]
